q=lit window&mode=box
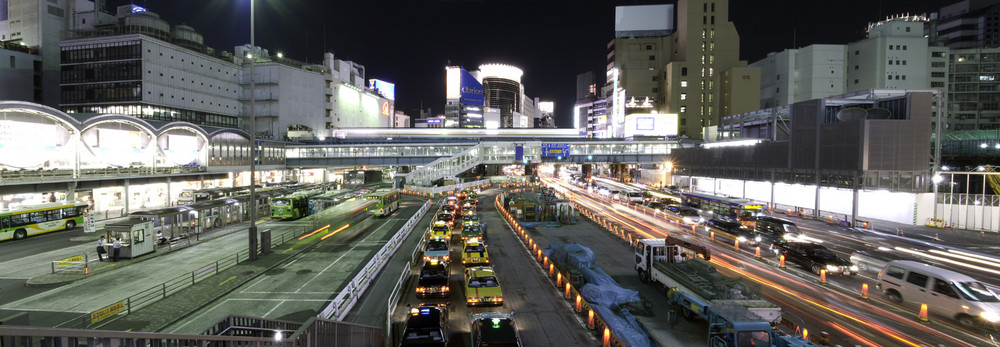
[680,93,687,100]
[681,80,688,87]
[680,106,686,113]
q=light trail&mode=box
[895,247,1000,275]
[320,224,350,240]
[298,224,331,240]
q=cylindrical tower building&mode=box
[479,64,523,128]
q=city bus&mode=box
[270,189,323,220]
[681,191,763,227]
[366,188,400,217]
[0,201,89,241]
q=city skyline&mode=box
[106,0,945,127]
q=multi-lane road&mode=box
[547,175,1000,346]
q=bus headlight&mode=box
[826,265,840,272]
[754,236,762,243]
[981,311,1000,323]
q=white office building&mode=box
[845,15,947,92]
[750,44,847,109]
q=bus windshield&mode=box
[272,199,291,206]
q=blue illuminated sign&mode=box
[131,6,147,13]
[541,143,570,158]
[459,69,484,106]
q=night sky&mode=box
[107,0,946,128]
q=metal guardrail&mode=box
[0,165,207,183]
[319,200,433,320]
[0,315,382,347]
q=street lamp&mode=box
[247,0,258,261]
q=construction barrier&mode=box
[495,189,627,347]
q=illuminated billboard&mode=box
[368,79,395,100]
[459,68,484,106]
[624,113,678,137]
[446,67,461,99]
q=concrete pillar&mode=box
[123,179,130,215]
[166,176,172,207]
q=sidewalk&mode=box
[26,217,269,287]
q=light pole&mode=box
[247,0,258,261]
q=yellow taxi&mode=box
[464,266,504,307]
[461,238,489,266]
[429,221,451,241]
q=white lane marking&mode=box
[295,220,393,293]
[262,301,284,317]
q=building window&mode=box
[701,29,706,39]
[703,16,706,25]
[855,50,859,55]
[681,93,687,100]
[776,87,780,93]
[855,65,859,70]
[703,3,707,12]
[652,75,658,81]
[777,74,781,80]
[645,44,653,50]
[681,67,688,76]
[906,27,910,32]
[681,80,688,87]
[680,106,687,113]
[889,60,893,65]
[889,45,893,50]
[711,16,715,25]
[649,55,655,60]
[652,87,658,93]
[854,79,859,84]
[902,75,906,80]
[902,60,906,65]
[711,3,715,11]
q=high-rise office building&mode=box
[444,66,485,128]
[0,0,79,106]
[610,1,758,139]
[929,0,1000,49]
[479,63,523,128]
[750,45,848,109]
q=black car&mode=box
[706,219,756,243]
[470,313,523,347]
[416,261,451,298]
[773,241,858,276]
[400,305,449,347]
[753,216,802,246]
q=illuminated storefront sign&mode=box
[459,68,484,106]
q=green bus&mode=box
[1,201,89,241]
[271,190,323,220]
[365,188,400,217]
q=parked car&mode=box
[465,266,504,306]
[415,260,451,298]
[877,260,1000,328]
[470,312,523,347]
[664,205,704,225]
[422,237,450,262]
[773,241,857,276]
[400,304,449,347]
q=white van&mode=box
[876,260,1000,328]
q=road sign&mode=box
[541,143,570,158]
